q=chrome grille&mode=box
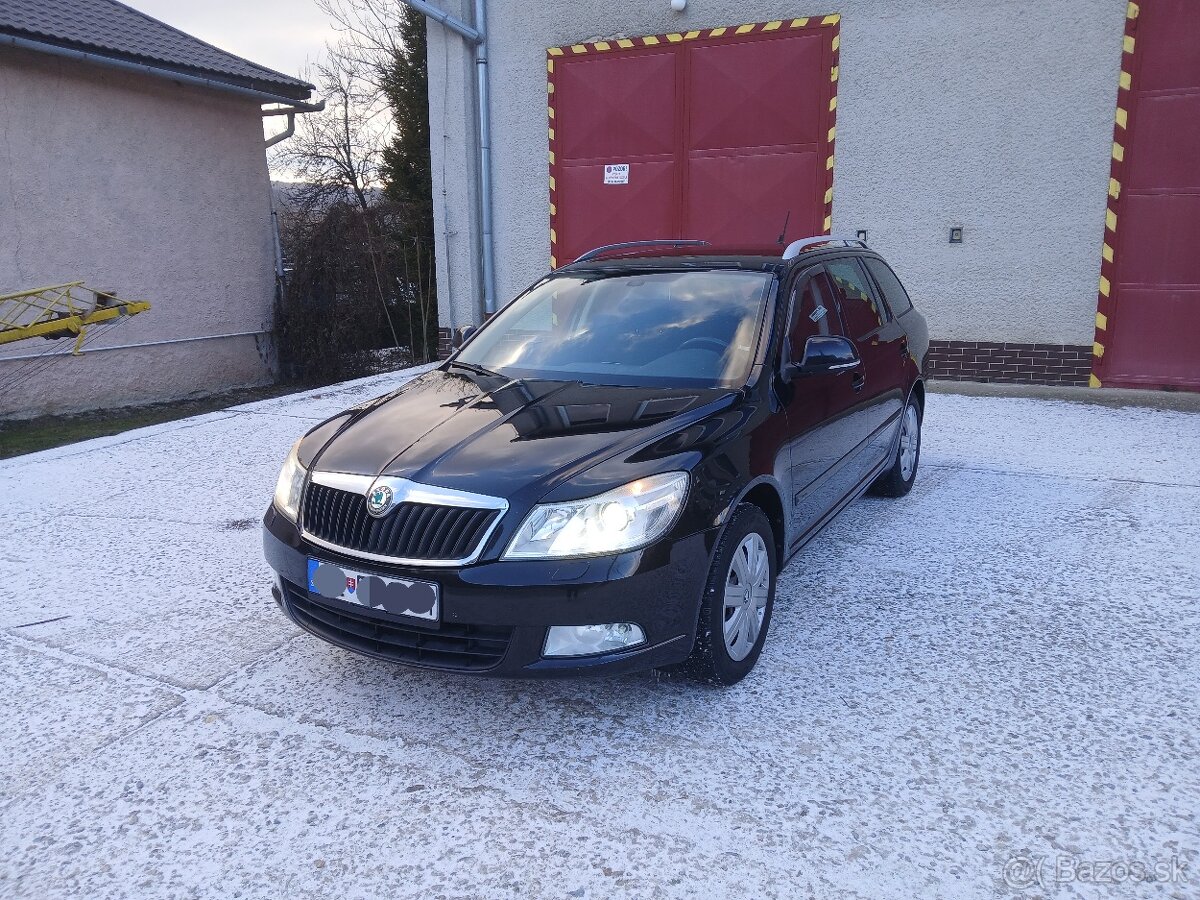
[303,483,500,562]
[300,474,505,565]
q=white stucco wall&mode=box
[426,0,484,337]
[429,0,1127,345]
[0,47,277,417]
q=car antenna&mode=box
[776,210,791,245]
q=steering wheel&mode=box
[679,337,727,354]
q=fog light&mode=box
[543,623,646,657]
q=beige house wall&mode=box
[0,47,278,418]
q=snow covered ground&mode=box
[1,366,1197,899]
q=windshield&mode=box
[455,270,774,388]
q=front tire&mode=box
[683,503,776,686]
[871,393,922,497]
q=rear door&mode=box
[824,256,907,472]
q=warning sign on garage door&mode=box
[603,164,629,185]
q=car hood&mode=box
[306,368,737,502]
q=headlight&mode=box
[503,472,688,559]
[273,439,307,522]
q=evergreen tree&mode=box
[380,6,436,351]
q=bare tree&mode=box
[271,50,390,212]
[316,0,406,89]
[269,0,440,373]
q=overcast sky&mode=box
[123,0,338,83]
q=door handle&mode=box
[852,371,865,392]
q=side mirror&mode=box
[453,325,477,348]
[785,335,860,380]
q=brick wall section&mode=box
[438,312,494,360]
[437,327,454,360]
[925,341,1093,385]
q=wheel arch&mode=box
[911,378,925,416]
[729,477,786,565]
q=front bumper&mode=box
[263,507,717,677]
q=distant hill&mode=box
[271,181,384,211]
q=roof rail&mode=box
[781,235,867,260]
[573,239,709,263]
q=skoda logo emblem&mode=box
[366,484,393,517]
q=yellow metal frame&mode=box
[0,282,151,353]
[1089,0,1140,388]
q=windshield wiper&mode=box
[446,359,505,379]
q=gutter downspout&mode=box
[269,203,287,283]
[262,102,329,285]
[264,111,296,149]
[400,0,498,318]
[262,108,320,285]
[402,0,482,41]
[472,0,497,316]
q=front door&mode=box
[780,268,866,546]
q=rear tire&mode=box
[871,393,922,497]
[683,503,776,686]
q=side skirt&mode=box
[781,454,891,571]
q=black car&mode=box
[264,236,929,684]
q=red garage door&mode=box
[1094,0,1200,390]
[547,17,841,267]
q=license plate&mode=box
[307,558,439,622]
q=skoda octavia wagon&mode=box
[264,237,929,684]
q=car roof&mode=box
[556,244,880,277]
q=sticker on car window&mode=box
[810,306,827,322]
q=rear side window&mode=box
[864,258,914,316]
[825,258,886,340]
